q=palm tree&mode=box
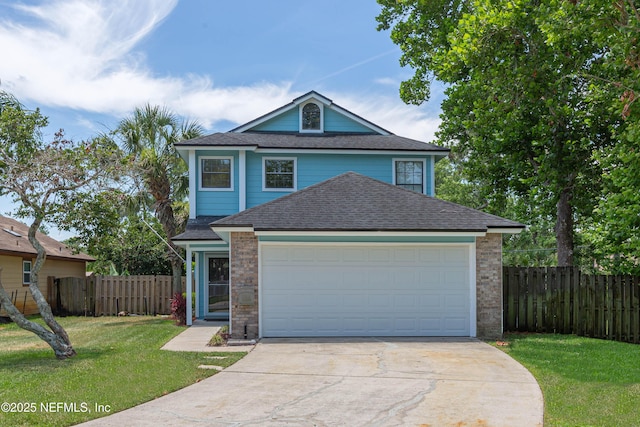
[117,105,203,294]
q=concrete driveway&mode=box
[79,338,543,427]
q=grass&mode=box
[498,334,640,427]
[208,325,230,346]
[0,316,246,427]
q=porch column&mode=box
[186,246,193,326]
[194,251,199,319]
[188,150,196,219]
[239,150,246,211]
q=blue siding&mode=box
[245,152,433,208]
[324,109,375,133]
[248,106,375,133]
[251,109,298,132]
[195,150,239,216]
[192,150,434,214]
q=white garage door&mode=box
[260,244,472,337]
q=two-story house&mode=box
[173,91,523,340]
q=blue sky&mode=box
[0,0,444,237]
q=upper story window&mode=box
[300,102,322,133]
[201,157,233,191]
[264,158,296,191]
[23,260,31,285]
[394,159,425,194]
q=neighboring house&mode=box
[0,215,94,316]
[173,91,524,339]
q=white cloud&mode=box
[0,0,296,129]
[373,77,400,87]
[327,92,441,143]
[0,0,439,143]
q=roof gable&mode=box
[0,215,94,262]
[230,90,391,135]
[211,172,525,233]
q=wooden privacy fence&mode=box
[47,275,186,316]
[503,267,640,344]
[47,276,95,317]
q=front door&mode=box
[205,256,229,320]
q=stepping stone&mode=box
[198,364,224,370]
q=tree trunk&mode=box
[0,269,76,359]
[154,198,184,294]
[171,257,183,295]
[555,187,574,266]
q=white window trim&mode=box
[392,158,427,194]
[299,101,323,133]
[23,260,31,285]
[199,156,234,192]
[262,157,297,192]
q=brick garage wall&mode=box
[229,232,259,339]
[476,233,503,339]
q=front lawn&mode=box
[499,334,640,427]
[0,316,245,427]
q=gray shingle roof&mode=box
[174,132,449,153]
[211,172,525,233]
[172,216,225,241]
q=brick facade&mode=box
[475,233,503,339]
[229,232,259,339]
[229,232,504,339]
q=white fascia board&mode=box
[328,104,391,135]
[210,226,255,243]
[295,93,390,135]
[294,91,333,105]
[232,103,297,133]
[177,145,258,152]
[253,230,487,237]
[211,226,255,233]
[487,227,525,234]
[254,148,451,156]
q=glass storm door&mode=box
[206,256,229,319]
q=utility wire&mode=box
[139,213,185,263]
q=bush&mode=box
[170,292,187,326]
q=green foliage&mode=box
[436,157,559,266]
[116,105,203,292]
[208,325,230,347]
[68,212,174,276]
[0,91,48,165]
[378,0,622,266]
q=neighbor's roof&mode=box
[0,216,94,262]
[172,216,225,241]
[174,132,449,153]
[211,172,525,233]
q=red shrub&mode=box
[170,292,187,326]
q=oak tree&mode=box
[0,91,121,359]
[378,0,621,266]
